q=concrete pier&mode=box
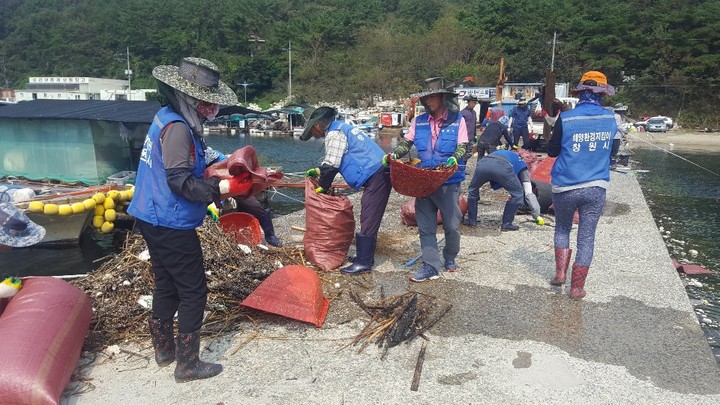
[69,169,720,404]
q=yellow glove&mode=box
[535,217,545,226]
[0,276,22,299]
[207,203,220,222]
[306,168,320,177]
[314,186,325,194]
[446,156,458,166]
[511,145,519,150]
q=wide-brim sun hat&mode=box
[0,202,46,248]
[463,94,479,102]
[299,106,338,141]
[412,88,458,100]
[152,57,238,105]
[572,70,616,96]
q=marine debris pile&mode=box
[349,290,452,359]
[71,218,303,352]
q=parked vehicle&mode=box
[653,115,674,129]
[647,117,669,132]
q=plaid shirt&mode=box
[322,129,348,167]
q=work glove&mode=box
[314,186,326,194]
[511,145,519,150]
[497,144,507,150]
[382,153,396,167]
[446,156,458,167]
[207,203,220,222]
[0,276,22,299]
[305,168,320,178]
[218,175,252,199]
[535,216,545,226]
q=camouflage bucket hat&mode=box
[152,57,238,105]
[0,202,46,248]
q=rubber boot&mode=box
[463,196,478,226]
[569,264,589,300]
[550,248,572,286]
[340,233,375,275]
[174,331,223,383]
[258,208,282,247]
[148,318,175,367]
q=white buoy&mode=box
[689,249,699,257]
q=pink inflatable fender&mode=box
[0,277,93,405]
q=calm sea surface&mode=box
[2,135,719,359]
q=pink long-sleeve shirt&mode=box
[405,109,469,146]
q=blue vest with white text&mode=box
[413,112,466,184]
[328,121,384,189]
[128,106,208,229]
[551,103,617,187]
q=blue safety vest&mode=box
[413,112,466,184]
[492,150,527,175]
[551,103,617,187]
[128,106,208,229]
[328,121,384,190]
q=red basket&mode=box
[389,158,457,197]
[219,212,262,245]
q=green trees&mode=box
[0,0,717,126]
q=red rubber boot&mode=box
[569,264,589,300]
[550,248,572,286]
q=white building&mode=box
[14,76,154,102]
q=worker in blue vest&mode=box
[462,149,544,230]
[385,87,468,282]
[301,106,392,275]
[128,57,251,383]
[547,70,617,300]
[508,97,533,149]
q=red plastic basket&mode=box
[389,158,457,197]
[219,212,262,245]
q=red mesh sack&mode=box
[400,196,468,227]
[0,277,92,405]
[517,149,540,173]
[389,158,456,197]
[303,178,355,271]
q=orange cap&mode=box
[579,71,608,86]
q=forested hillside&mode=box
[1,0,718,125]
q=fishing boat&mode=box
[0,100,159,245]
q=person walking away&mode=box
[508,98,533,149]
[476,109,514,158]
[128,57,250,382]
[463,149,544,230]
[610,103,628,169]
[205,147,282,247]
[546,70,617,300]
[385,87,468,281]
[461,94,479,157]
[300,106,391,275]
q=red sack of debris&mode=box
[401,196,468,226]
[0,277,92,405]
[517,148,540,173]
[303,178,355,271]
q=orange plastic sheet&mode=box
[204,146,284,196]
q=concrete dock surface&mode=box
[67,168,720,404]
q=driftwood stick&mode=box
[410,341,427,391]
[291,225,306,232]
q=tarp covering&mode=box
[0,100,159,124]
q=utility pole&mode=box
[237,81,253,103]
[288,41,292,103]
[551,31,557,72]
[124,46,132,100]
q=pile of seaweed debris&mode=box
[71,218,304,352]
[349,289,452,359]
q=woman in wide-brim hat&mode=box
[0,202,45,248]
[127,57,245,383]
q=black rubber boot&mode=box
[174,331,223,383]
[340,233,375,275]
[463,196,478,226]
[148,317,175,367]
[258,208,282,247]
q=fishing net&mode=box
[389,158,456,198]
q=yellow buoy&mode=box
[28,201,45,213]
[107,190,120,201]
[82,198,96,210]
[58,204,73,216]
[100,221,114,234]
[71,202,85,214]
[43,203,59,215]
[103,197,115,210]
[93,215,104,228]
[104,208,116,222]
[126,187,134,200]
[94,205,105,216]
[92,192,106,204]
[118,190,129,201]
